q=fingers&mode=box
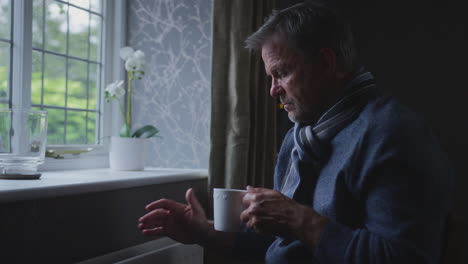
[243,187,283,206]
[243,186,262,205]
[246,185,268,193]
[240,205,278,233]
[145,198,180,211]
[138,208,169,227]
[139,199,176,233]
[138,209,169,236]
[241,205,290,235]
[240,198,280,222]
[246,216,284,234]
[241,199,265,224]
[146,188,199,212]
[240,207,250,223]
[241,187,296,236]
[141,227,166,236]
[185,188,203,215]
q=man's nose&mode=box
[270,79,283,97]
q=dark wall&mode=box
[336,0,467,241]
[283,0,468,261]
[0,179,208,263]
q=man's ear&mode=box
[318,48,338,78]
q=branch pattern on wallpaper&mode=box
[128,0,212,168]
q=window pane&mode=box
[67,59,87,109]
[45,0,68,54]
[32,0,103,147]
[87,111,96,144]
[66,110,86,144]
[0,0,11,39]
[89,14,101,61]
[69,0,90,9]
[88,62,98,109]
[45,107,65,144]
[69,6,89,59]
[32,0,44,49]
[0,42,9,104]
[43,53,66,107]
[31,51,43,105]
[90,0,101,12]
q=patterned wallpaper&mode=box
[127,0,212,169]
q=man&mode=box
[138,2,452,263]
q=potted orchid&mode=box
[105,46,159,170]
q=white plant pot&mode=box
[109,136,148,171]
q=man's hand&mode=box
[240,186,329,248]
[138,188,209,245]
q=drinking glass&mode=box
[0,109,48,176]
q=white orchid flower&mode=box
[125,57,138,71]
[120,47,134,61]
[120,46,145,72]
[105,46,157,139]
[105,80,125,98]
[133,50,145,61]
[125,54,145,72]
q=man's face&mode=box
[261,37,333,124]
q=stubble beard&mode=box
[286,104,315,124]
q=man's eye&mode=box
[276,70,287,78]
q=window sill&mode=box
[40,147,110,171]
[0,167,208,203]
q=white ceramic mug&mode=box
[213,188,247,232]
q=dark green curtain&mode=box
[209,0,278,191]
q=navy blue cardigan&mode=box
[233,95,453,264]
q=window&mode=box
[4,0,126,170]
[31,0,102,145]
[0,0,11,109]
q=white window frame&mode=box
[11,0,127,171]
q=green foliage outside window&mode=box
[30,0,102,145]
[31,71,97,145]
[0,1,102,146]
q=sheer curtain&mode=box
[209,0,279,191]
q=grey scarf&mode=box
[280,71,379,204]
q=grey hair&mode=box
[245,1,359,73]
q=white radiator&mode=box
[78,238,203,264]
